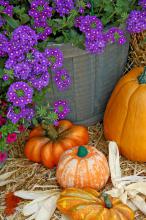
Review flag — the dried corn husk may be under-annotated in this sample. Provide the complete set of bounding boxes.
[0,170,17,186]
[106,141,146,215]
[14,190,60,220]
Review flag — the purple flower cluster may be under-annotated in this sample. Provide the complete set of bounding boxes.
[7,106,34,124]
[14,62,32,80]
[54,0,74,16]
[6,25,38,60]
[2,25,71,124]
[74,16,84,28]
[45,48,64,70]
[0,34,8,57]
[35,25,52,40]
[139,0,146,8]
[53,100,70,119]
[78,15,103,36]
[29,71,50,90]
[105,27,126,45]
[29,0,53,40]
[9,49,50,90]
[127,10,146,33]
[7,82,33,107]
[4,26,68,95]
[29,50,48,74]
[53,69,71,91]
[75,15,106,54]
[75,15,127,53]
[85,35,106,54]
[0,0,13,17]
[6,81,35,123]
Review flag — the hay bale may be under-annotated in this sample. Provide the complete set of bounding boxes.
[130,31,146,67]
[0,124,146,219]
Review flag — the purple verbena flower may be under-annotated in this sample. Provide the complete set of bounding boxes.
[35,26,52,40]
[29,71,50,90]
[7,82,33,107]
[45,48,64,70]
[24,107,35,120]
[74,16,84,28]
[105,27,126,45]
[127,10,146,33]
[2,74,9,81]
[7,106,34,123]
[54,0,74,16]
[7,106,26,123]
[0,33,8,57]
[5,58,17,69]
[78,15,103,34]
[29,0,52,21]
[0,0,13,17]
[28,50,48,74]
[139,0,146,8]
[6,26,38,59]
[85,33,106,54]
[86,2,91,8]
[85,28,103,41]
[53,69,71,91]
[12,25,38,51]
[53,100,70,119]
[14,62,32,80]
[79,7,84,14]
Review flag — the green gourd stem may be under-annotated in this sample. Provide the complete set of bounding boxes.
[77,146,88,157]
[90,0,94,15]
[42,124,58,140]
[138,66,146,84]
[101,193,112,209]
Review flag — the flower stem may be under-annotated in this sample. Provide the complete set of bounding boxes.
[90,0,94,15]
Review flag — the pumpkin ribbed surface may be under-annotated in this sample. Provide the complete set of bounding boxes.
[57,188,135,220]
[56,145,109,189]
[104,67,146,161]
[24,120,89,168]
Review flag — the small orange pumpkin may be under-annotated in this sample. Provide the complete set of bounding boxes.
[57,188,135,220]
[56,145,109,189]
[104,67,146,161]
[24,120,89,168]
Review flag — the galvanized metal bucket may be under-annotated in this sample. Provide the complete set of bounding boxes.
[46,39,129,126]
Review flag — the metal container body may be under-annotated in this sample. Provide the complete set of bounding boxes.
[46,40,129,126]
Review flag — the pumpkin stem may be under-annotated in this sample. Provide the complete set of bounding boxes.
[77,146,88,157]
[138,67,146,84]
[42,124,58,140]
[101,193,112,209]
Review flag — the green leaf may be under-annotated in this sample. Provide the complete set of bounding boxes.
[55,36,64,43]
[1,14,20,29]
[20,14,30,24]
[0,58,6,69]
[32,118,38,126]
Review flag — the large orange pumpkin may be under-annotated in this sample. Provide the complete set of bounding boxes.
[104,67,146,161]
[57,188,135,220]
[24,120,89,168]
[56,145,109,189]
